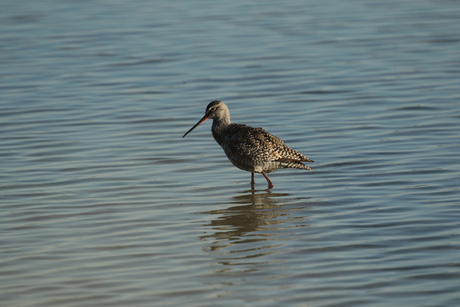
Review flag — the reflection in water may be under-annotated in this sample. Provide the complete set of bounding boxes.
[199,190,316,293]
[200,190,313,255]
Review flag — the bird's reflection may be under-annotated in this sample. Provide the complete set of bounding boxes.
[200,189,313,253]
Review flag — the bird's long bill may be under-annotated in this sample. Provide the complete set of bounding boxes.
[182,114,209,138]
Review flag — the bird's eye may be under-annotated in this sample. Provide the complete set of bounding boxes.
[209,107,215,111]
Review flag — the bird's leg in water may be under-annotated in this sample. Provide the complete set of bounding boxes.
[262,171,274,189]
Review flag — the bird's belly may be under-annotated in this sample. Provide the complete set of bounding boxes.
[223,150,279,173]
[225,153,256,172]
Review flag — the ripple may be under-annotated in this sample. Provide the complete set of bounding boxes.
[1,0,460,306]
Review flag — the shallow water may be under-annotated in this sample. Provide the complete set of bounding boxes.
[1,0,460,306]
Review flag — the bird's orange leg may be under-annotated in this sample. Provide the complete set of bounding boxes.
[262,171,274,189]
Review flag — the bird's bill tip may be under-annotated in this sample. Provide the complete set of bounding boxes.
[182,115,209,138]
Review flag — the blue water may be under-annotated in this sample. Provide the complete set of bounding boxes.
[1,0,460,306]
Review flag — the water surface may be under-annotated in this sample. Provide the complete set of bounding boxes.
[1,0,460,306]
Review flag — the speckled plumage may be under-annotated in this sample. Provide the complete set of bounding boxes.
[183,100,314,188]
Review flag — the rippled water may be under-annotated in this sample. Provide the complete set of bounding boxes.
[2,0,460,306]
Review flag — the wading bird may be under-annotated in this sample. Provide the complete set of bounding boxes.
[183,100,314,189]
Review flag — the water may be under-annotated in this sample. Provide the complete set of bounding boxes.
[1,0,460,306]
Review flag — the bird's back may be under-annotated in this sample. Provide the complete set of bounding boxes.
[212,123,313,173]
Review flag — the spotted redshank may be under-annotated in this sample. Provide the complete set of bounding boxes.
[183,100,314,189]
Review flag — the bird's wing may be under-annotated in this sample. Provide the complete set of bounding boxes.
[225,124,313,163]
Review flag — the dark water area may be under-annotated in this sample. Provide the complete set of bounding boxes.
[1,0,460,306]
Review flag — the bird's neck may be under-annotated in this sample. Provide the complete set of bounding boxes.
[211,116,230,131]
[211,117,231,144]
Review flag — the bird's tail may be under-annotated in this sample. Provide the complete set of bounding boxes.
[279,160,313,171]
[277,156,314,170]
